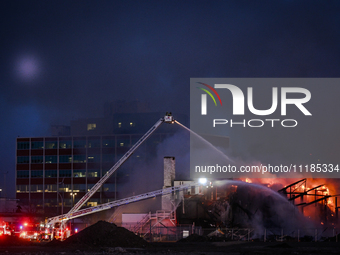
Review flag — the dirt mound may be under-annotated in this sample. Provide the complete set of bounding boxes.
[63,220,148,248]
[0,235,33,246]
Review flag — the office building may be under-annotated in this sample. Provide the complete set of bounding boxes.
[16,111,188,214]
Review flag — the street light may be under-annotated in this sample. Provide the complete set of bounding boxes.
[70,192,77,233]
[70,192,77,207]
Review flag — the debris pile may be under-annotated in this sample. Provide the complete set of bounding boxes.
[62,220,148,248]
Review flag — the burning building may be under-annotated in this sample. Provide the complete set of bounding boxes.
[173,178,340,239]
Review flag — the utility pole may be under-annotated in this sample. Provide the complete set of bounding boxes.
[57,178,65,215]
[70,192,77,232]
[57,192,64,215]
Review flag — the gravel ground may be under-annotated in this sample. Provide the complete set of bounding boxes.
[1,221,340,254]
[1,241,340,255]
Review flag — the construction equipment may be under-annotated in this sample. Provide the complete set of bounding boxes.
[45,113,179,239]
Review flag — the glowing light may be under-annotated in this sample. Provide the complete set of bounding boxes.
[199,178,207,185]
[15,55,41,81]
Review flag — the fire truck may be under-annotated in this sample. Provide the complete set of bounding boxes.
[0,220,41,240]
[18,223,40,241]
[0,221,11,236]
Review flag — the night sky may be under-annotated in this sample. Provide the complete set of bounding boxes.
[1,0,340,198]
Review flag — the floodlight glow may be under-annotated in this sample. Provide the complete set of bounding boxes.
[199,178,207,184]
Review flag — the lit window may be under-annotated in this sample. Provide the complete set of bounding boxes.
[120,142,124,147]
[87,123,96,131]
[118,122,122,128]
[130,122,133,126]
[87,202,98,207]
[88,170,99,177]
[73,170,86,178]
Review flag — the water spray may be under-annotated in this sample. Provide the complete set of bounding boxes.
[174,120,234,163]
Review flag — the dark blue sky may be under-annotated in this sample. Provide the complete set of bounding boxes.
[1,0,340,198]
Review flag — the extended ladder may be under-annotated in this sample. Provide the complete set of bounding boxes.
[46,182,196,226]
[46,114,175,227]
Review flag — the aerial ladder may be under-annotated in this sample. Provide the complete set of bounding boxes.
[45,113,176,239]
[46,182,196,225]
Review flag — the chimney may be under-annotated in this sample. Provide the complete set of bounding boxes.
[163,156,175,188]
[162,157,175,211]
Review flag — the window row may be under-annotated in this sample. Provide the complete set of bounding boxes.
[17,169,101,178]
[17,138,128,150]
[17,183,115,193]
[17,154,115,164]
[18,198,102,208]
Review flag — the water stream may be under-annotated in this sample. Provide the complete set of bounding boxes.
[174,120,234,163]
[175,120,294,213]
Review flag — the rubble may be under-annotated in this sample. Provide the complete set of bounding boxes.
[61,220,148,248]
